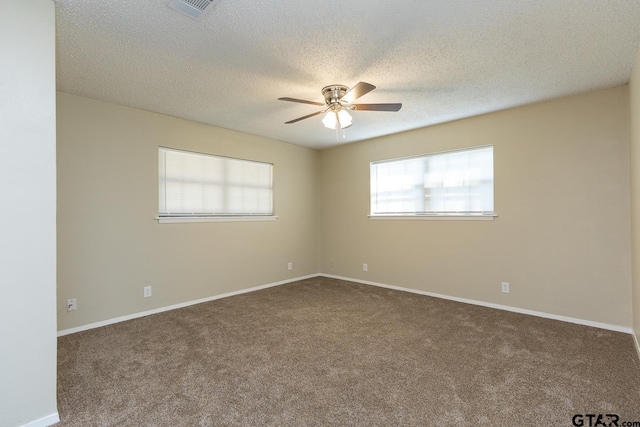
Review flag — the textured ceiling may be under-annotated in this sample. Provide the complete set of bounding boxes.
[55,0,640,149]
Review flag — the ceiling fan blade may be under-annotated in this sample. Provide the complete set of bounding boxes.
[278,97,325,107]
[285,110,323,124]
[341,82,376,104]
[353,103,402,112]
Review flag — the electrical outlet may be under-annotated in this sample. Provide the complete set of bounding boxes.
[287,262,293,271]
[363,263,368,272]
[501,282,510,294]
[67,298,77,312]
[144,286,152,298]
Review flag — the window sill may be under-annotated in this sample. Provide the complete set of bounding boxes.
[368,214,497,221]
[156,216,278,224]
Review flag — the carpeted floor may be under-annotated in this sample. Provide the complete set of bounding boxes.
[57,276,640,426]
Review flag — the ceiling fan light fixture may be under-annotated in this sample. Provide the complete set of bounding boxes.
[323,108,352,130]
[338,109,352,128]
[322,111,338,129]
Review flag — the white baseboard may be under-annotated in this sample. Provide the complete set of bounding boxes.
[57,274,320,337]
[633,332,640,361]
[19,412,60,427]
[321,274,634,334]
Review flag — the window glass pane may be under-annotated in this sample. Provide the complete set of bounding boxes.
[371,146,493,215]
[371,157,424,214]
[159,148,273,216]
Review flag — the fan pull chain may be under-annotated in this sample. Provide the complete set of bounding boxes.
[335,127,339,144]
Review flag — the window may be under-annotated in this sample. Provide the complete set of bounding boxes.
[370,145,494,218]
[158,147,274,222]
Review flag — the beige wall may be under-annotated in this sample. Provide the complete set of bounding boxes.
[319,86,632,328]
[57,93,319,331]
[630,46,640,348]
[0,1,58,426]
[58,85,635,332]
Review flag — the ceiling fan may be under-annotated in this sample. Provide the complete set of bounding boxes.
[278,82,402,131]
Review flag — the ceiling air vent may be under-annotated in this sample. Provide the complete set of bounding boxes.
[168,0,218,20]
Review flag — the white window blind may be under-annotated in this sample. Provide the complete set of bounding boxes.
[159,147,273,216]
[370,146,494,216]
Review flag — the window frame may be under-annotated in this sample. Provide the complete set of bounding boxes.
[369,145,496,221]
[156,147,276,224]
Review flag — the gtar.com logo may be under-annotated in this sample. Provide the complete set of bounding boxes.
[572,414,619,427]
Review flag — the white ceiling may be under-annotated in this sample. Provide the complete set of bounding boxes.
[55,0,640,149]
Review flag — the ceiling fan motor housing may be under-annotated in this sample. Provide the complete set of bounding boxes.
[322,85,349,107]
